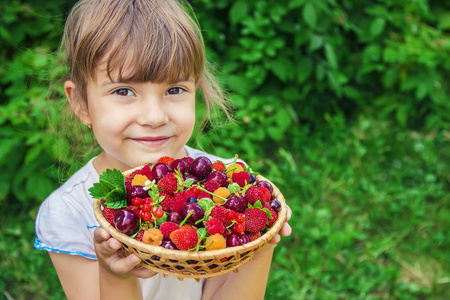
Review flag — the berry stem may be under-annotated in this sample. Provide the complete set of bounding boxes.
[195,185,228,202]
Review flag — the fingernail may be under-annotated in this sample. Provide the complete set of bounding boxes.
[130,255,140,264]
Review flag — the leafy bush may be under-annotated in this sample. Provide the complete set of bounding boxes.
[0,0,449,299]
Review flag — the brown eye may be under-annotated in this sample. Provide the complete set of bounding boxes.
[166,87,185,95]
[113,88,134,96]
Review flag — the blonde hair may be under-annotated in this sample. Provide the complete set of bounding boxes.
[61,0,231,121]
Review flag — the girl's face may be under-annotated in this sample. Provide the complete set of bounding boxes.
[68,61,196,173]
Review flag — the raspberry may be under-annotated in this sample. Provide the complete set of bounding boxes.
[183,189,197,199]
[205,218,226,235]
[259,186,271,203]
[160,222,180,239]
[159,193,173,212]
[197,191,212,200]
[203,180,220,193]
[140,164,153,180]
[210,205,232,227]
[135,230,145,242]
[170,192,187,214]
[232,171,251,187]
[247,231,261,242]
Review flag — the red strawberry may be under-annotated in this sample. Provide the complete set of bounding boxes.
[263,203,277,227]
[205,218,226,235]
[158,156,175,165]
[170,192,187,214]
[236,162,246,169]
[210,205,232,227]
[157,173,178,195]
[212,161,225,172]
[203,180,220,193]
[244,208,268,233]
[103,206,120,226]
[159,192,173,212]
[170,227,198,250]
[244,186,265,205]
[232,171,251,187]
[160,222,180,239]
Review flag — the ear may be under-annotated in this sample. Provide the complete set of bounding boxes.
[64,80,92,126]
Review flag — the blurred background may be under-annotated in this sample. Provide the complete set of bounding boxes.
[0,0,449,299]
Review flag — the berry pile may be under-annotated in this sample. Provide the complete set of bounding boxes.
[90,155,282,252]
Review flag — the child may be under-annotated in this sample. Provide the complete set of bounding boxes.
[34,0,292,299]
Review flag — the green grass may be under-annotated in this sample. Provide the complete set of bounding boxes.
[1,114,448,299]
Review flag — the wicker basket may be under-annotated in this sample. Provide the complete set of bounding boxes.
[93,170,287,281]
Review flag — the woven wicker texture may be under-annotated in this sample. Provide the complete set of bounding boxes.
[93,171,287,280]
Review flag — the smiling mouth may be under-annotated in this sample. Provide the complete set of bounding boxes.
[132,136,170,147]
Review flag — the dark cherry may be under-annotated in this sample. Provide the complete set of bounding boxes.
[249,173,256,184]
[114,209,140,236]
[171,159,189,174]
[188,156,213,180]
[206,171,228,187]
[226,233,243,247]
[269,200,282,213]
[180,202,205,225]
[187,197,198,203]
[161,239,177,250]
[183,174,199,185]
[126,185,149,205]
[151,163,173,182]
[224,193,247,213]
[167,212,182,224]
[239,233,250,245]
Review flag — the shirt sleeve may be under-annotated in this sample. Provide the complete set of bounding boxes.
[34,191,97,260]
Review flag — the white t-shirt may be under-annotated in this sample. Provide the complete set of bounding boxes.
[34,146,238,300]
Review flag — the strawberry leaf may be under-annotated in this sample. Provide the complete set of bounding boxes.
[104,188,127,209]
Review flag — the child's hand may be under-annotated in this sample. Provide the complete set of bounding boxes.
[93,226,157,279]
[269,204,292,244]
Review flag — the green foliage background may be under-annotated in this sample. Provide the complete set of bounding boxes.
[1,0,449,299]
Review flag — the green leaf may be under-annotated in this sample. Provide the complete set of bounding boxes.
[303,3,317,28]
[370,18,386,37]
[104,188,127,209]
[88,182,111,200]
[99,169,126,193]
[229,1,249,25]
[271,56,295,82]
[324,43,338,69]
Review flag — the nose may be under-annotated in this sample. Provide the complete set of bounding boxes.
[137,94,169,128]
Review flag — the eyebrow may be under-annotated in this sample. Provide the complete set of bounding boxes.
[101,78,195,87]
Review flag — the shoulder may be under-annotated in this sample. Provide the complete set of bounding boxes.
[34,159,99,259]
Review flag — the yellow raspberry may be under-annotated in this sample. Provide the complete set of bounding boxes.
[142,228,163,246]
[205,234,226,250]
[131,174,149,186]
[226,163,244,178]
[212,187,230,204]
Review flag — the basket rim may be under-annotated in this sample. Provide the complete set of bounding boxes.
[93,172,287,261]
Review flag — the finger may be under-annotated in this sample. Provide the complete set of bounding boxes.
[128,267,159,279]
[93,226,111,244]
[109,253,142,275]
[285,204,292,221]
[269,234,281,244]
[279,222,292,237]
